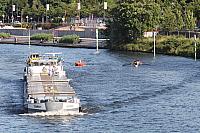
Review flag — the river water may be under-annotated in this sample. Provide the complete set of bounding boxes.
[0,44,200,132]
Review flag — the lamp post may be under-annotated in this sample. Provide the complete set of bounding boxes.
[77,0,81,25]
[26,16,29,23]
[20,9,23,28]
[194,35,197,61]
[103,1,107,22]
[30,17,33,23]
[2,14,5,24]
[11,15,14,24]
[153,31,156,58]
[12,5,15,24]
[46,4,49,23]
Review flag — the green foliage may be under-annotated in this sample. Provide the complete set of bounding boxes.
[0,0,8,16]
[31,33,53,41]
[107,2,161,44]
[106,0,198,45]
[59,34,80,44]
[0,32,10,38]
[114,35,200,58]
[0,0,116,24]
[156,36,193,55]
[160,6,176,31]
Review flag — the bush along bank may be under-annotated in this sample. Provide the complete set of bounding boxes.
[111,35,200,58]
[0,32,11,38]
[59,34,80,44]
[30,33,53,42]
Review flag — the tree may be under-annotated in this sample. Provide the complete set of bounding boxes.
[106,1,161,44]
[184,9,196,29]
[160,6,177,31]
[188,0,200,27]
[0,0,9,16]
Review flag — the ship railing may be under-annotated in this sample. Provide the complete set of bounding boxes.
[29,80,69,82]
[28,96,79,104]
[28,92,75,95]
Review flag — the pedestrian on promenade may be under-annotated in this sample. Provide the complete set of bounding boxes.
[14,37,17,43]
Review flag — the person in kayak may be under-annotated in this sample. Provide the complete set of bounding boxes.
[132,59,142,67]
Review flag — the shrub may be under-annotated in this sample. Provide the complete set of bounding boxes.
[115,35,200,58]
[31,33,53,41]
[59,34,80,44]
[0,33,11,38]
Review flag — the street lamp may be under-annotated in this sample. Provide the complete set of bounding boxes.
[2,14,5,24]
[103,1,107,22]
[26,16,29,23]
[46,4,49,23]
[11,15,14,24]
[12,5,15,23]
[77,0,81,25]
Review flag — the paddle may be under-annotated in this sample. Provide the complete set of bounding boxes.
[142,63,150,66]
[122,63,132,66]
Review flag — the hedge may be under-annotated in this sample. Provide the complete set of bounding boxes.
[59,34,80,44]
[30,33,53,41]
[0,33,11,38]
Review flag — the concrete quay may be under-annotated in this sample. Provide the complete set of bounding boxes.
[0,36,108,49]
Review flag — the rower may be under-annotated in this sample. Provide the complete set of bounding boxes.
[75,60,86,67]
[132,60,142,67]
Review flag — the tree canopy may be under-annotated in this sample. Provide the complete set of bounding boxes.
[0,0,117,23]
[106,0,199,44]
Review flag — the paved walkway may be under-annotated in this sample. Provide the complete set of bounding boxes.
[0,36,108,49]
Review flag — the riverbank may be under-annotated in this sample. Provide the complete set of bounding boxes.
[110,35,200,59]
[0,36,108,49]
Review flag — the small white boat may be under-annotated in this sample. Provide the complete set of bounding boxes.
[23,53,81,113]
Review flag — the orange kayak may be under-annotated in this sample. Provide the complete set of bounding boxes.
[75,60,86,67]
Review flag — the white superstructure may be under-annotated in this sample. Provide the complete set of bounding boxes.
[23,53,81,113]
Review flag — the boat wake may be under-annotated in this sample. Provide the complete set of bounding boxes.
[19,111,86,117]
